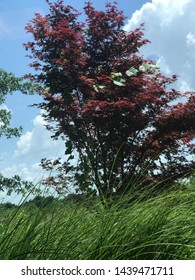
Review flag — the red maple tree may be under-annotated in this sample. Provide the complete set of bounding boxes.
[24,0,195,198]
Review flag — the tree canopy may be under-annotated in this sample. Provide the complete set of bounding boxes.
[24,0,195,199]
[0,68,35,195]
[0,69,34,138]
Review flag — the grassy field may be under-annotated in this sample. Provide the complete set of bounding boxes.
[0,180,195,260]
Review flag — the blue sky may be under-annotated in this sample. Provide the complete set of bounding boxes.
[0,0,195,202]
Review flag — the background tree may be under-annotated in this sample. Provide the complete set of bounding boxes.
[0,69,35,195]
[24,0,195,199]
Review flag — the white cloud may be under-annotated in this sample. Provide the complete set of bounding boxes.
[14,131,33,157]
[0,162,49,204]
[0,104,11,111]
[186,32,195,46]
[125,0,195,92]
[0,110,66,185]
[14,111,65,160]
[126,0,191,28]
[2,162,43,182]
[156,56,171,75]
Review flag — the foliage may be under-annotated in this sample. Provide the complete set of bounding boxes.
[0,173,33,195]
[0,181,195,259]
[0,69,36,195]
[0,68,35,138]
[22,195,55,208]
[24,0,195,199]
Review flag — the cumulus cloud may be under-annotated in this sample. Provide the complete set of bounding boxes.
[1,110,66,202]
[2,162,43,183]
[186,32,195,46]
[0,111,65,184]
[125,0,195,91]
[14,112,65,160]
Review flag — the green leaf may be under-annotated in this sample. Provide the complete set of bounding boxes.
[139,63,148,72]
[43,87,50,94]
[126,67,138,77]
[150,64,160,72]
[65,140,73,155]
[93,85,99,92]
[93,85,106,92]
[111,72,122,79]
[139,63,160,73]
[67,155,74,161]
[113,80,125,86]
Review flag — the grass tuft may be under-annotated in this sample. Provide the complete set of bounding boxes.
[0,180,195,259]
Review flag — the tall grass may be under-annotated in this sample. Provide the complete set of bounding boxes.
[0,180,195,260]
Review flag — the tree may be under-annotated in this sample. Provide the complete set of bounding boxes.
[0,69,35,195]
[0,69,34,138]
[24,0,195,200]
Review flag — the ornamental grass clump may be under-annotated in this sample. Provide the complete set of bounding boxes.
[0,179,195,260]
